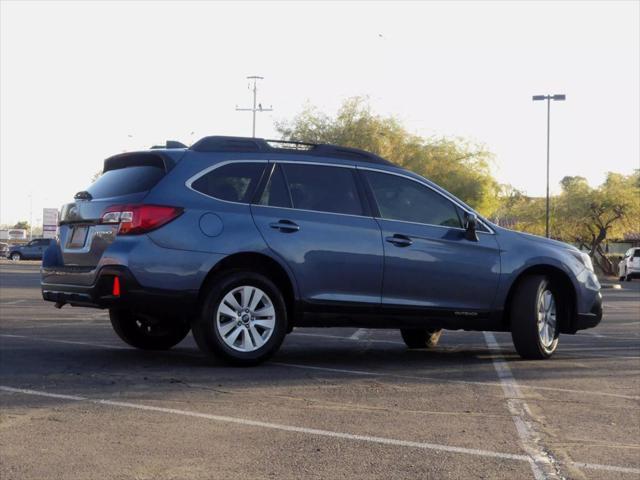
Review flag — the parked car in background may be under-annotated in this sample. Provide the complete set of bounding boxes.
[618,247,640,281]
[9,238,54,261]
[0,242,9,258]
[41,136,602,365]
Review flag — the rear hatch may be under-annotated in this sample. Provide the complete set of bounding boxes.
[58,152,172,267]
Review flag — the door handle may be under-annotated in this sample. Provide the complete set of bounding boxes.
[269,220,300,232]
[385,234,412,247]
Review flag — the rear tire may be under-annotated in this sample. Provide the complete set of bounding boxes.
[400,328,443,349]
[510,275,560,359]
[109,309,190,350]
[192,271,287,366]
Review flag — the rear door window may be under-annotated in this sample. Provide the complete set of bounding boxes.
[280,163,364,216]
[88,166,165,199]
[191,162,266,203]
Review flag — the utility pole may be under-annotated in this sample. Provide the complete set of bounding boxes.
[28,194,33,241]
[532,93,566,238]
[236,76,273,137]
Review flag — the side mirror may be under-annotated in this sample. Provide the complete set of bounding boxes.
[464,213,479,242]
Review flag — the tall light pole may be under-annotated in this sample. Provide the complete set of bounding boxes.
[532,93,566,238]
[236,76,273,138]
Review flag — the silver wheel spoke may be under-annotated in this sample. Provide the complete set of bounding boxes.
[242,328,253,350]
[249,291,263,311]
[224,294,242,312]
[218,321,237,336]
[254,305,275,319]
[241,287,253,309]
[253,318,275,329]
[218,303,237,319]
[227,325,243,345]
[249,324,265,348]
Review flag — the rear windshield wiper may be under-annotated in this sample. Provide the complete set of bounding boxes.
[74,191,93,201]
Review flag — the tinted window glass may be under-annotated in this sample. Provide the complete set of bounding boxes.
[634,249,640,258]
[192,162,265,203]
[282,164,363,215]
[87,166,165,199]
[365,171,462,227]
[258,165,291,208]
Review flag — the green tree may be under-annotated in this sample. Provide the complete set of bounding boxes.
[503,172,640,274]
[276,97,501,216]
[13,221,29,230]
[557,172,640,273]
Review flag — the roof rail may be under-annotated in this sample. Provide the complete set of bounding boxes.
[189,136,393,166]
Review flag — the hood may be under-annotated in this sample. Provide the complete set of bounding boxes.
[496,226,578,252]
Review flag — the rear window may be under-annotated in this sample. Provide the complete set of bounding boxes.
[87,166,165,199]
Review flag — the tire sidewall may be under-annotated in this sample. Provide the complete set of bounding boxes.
[196,271,287,364]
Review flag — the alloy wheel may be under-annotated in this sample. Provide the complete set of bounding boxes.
[215,286,276,352]
[537,289,557,349]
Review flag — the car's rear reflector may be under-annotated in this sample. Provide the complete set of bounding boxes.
[100,204,183,235]
[112,276,121,297]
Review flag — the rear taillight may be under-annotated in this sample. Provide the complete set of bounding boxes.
[101,204,183,235]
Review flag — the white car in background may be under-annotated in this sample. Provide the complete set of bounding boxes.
[618,247,640,281]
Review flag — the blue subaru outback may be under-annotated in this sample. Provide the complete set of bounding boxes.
[41,136,602,365]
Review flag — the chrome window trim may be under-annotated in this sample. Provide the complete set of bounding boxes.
[184,158,495,234]
[358,166,495,235]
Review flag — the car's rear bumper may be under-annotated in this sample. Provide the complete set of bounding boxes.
[41,265,198,315]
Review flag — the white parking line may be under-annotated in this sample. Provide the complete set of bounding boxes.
[291,331,401,345]
[483,332,561,479]
[271,361,640,401]
[1,385,638,475]
[349,328,368,340]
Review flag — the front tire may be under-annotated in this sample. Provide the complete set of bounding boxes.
[10,252,21,261]
[192,271,287,366]
[400,328,443,349]
[510,275,560,359]
[109,309,190,350]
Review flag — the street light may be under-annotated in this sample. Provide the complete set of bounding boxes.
[532,93,566,238]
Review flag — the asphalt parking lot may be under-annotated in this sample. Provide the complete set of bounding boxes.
[0,262,638,480]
